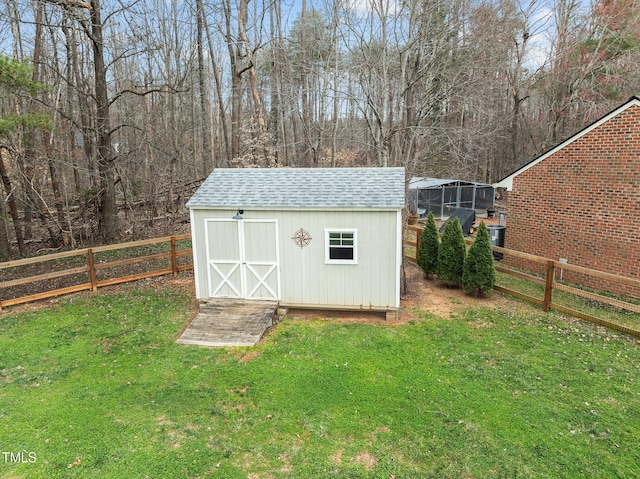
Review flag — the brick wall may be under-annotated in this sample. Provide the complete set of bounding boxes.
[505,104,640,299]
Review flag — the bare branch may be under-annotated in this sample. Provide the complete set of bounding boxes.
[41,0,92,10]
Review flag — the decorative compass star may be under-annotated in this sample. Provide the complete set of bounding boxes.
[292,228,312,248]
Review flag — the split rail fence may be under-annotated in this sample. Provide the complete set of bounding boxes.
[403,224,640,338]
[0,234,193,310]
[2,229,638,339]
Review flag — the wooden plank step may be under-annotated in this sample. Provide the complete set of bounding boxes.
[177,299,277,347]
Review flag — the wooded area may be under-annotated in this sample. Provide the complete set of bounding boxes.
[1,0,639,257]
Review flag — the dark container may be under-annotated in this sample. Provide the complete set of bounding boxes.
[486,225,506,261]
[439,208,476,236]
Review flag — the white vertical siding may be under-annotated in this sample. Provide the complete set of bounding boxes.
[190,208,400,309]
[204,219,242,298]
[242,220,280,300]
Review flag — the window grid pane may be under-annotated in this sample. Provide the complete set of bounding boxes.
[329,247,354,260]
[331,232,353,246]
[326,230,357,263]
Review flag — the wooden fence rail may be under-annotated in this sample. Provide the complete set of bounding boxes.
[403,225,640,338]
[0,234,193,310]
[2,229,638,339]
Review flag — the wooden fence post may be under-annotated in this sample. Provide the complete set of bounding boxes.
[415,226,422,256]
[543,260,555,312]
[170,237,178,276]
[87,249,98,292]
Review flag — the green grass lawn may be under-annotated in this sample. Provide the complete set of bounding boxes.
[1,280,639,478]
[495,270,640,331]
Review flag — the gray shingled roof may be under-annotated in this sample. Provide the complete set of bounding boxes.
[409,177,493,189]
[186,167,405,210]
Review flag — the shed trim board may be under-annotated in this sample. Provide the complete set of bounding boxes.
[395,209,402,308]
[495,96,640,191]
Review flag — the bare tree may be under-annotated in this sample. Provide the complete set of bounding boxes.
[202,6,231,167]
[4,0,640,257]
[222,0,247,161]
[195,0,214,175]
[0,55,50,257]
[41,0,119,240]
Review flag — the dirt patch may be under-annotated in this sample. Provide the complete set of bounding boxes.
[401,261,510,319]
[284,262,508,325]
[237,350,262,363]
[352,451,377,470]
[329,449,344,466]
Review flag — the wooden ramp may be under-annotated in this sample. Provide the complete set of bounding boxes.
[177,299,278,347]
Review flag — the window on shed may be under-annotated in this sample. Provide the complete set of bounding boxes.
[325,229,358,264]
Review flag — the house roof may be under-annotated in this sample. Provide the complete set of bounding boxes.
[409,177,493,189]
[186,167,406,210]
[495,96,640,191]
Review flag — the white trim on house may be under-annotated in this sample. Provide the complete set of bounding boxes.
[495,97,640,191]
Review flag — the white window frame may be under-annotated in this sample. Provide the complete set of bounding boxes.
[324,228,358,264]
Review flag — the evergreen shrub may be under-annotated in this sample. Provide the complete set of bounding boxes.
[417,212,439,278]
[437,217,466,287]
[462,222,496,296]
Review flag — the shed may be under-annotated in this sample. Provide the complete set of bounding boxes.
[408,177,495,219]
[186,167,405,315]
[495,96,640,298]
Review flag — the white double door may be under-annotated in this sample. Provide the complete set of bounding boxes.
[205,219,280,301]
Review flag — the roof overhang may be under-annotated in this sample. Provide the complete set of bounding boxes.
[495,96,640,191]
[187,206,403,212]
[409,177,493,189]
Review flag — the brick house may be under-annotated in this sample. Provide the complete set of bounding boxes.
[495,96,640,298]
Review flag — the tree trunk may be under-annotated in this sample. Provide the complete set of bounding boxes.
[223,0,245,161]
[0,192,10,259]
[203,10,231,167]
[27,2,64,247]
[195,0,214,175]
[0,150,26,256]
[90,0,119,241]
[299,0,311,165]
[237,4,270,166]
[269,0,282,165]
